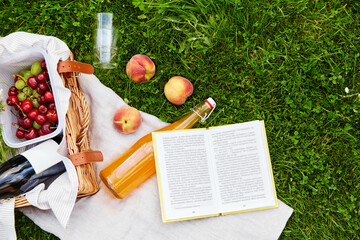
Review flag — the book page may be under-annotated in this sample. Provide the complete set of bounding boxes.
[153,129,219,221]
[208,121,277,213]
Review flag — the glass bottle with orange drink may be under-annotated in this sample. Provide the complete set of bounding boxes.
[100,98,216,198]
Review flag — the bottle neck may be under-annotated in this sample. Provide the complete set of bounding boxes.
[172,101,213,130]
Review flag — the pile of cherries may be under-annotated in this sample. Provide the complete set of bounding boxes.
[6,60,58,140]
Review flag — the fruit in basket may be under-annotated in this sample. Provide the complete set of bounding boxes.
[126,54,156,83]
[38,104,48,114]
[36,72,48,82]
[48,102,56,110]
[31,98,40,108]
[22,117,33,129]
[17,92,26,101]
[40,60,47,70]
[164,76,193,105]
[6,96,19,106]
[37,95,46,104]
[33,121,42,130]
[44,91,54,102]
[37,82,48,94]
[7,59,59,140]
[23,71,33,80]
[24,127,38,140]
[27,76,38,89]
[35,113,47,125]
[14,75,22,83]
[46,109,58,122]
[113,107,142,134]
[15,79,26,90]
[41,121,54,135]
[18,116,25,127]
[8,86,18,96]
[31,61,42,76]
[22,86,32,96]
[28,109,38,120]
[16,129,25,139]
[21,99,33,113]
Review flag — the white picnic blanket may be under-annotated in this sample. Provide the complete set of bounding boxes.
[0,32,293,240]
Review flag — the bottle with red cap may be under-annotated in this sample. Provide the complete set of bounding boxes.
[100,98,216,198]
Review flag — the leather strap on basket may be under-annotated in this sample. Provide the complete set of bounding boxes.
[57,61,94,75]
[69,151,103,166]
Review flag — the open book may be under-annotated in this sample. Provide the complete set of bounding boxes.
[152,120,278,222]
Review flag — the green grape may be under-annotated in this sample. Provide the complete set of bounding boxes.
[17,92,26,101]
[31,98,40,108]
[32,90,40,98]
[33,121,42,130]
[19,69,28,76]
[22,86,32,96]
[15,80,26,90]
[23,70,33,80]
[31,61,42,75]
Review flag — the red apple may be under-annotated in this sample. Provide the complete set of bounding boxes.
[126,54,156,83]
[113,107,142,134]
[164,76,193,105]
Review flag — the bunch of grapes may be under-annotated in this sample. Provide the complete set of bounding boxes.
[6,60,58,140]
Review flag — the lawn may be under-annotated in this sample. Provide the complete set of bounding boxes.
[1,0,360,239]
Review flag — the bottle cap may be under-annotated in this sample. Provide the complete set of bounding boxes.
[205,97,216,109]
[97,13,113,29]
[191,98,216,123]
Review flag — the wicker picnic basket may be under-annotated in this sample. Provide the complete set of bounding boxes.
[14,53,102,208]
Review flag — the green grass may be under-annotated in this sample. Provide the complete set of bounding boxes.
[1,0,360,239]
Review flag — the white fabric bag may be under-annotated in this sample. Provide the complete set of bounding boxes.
[0,32,78,239]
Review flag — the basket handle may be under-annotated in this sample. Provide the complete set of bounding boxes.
[57,61,94,75]
[69,151,103,166]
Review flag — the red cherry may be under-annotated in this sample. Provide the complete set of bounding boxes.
[38,128,45,136]
[21,99,33,113]
[41,121,55,135]
[37,95,46,104]
[38,104,48,114]
[14,75,21,83]
[46,109,58,122]
[17,116,25,127]
[6,96,19,106]
[36,82,48,94]
[24,127,38,140]
[48,102,56,110]
[28,108,39,120]
[35,113,47,125]
[40,60,47,70]
[27,76,38,89]
[36,72,48,82]
[16,129,25,139]
[22,117,33,129]
[44,91,54,102]
[8,86,18,96]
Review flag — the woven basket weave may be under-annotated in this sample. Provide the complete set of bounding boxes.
[14,53,98,208]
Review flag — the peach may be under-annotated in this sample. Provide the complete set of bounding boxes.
[164,76,193,105]
[113,107,142,134]
[126,54,156,83]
